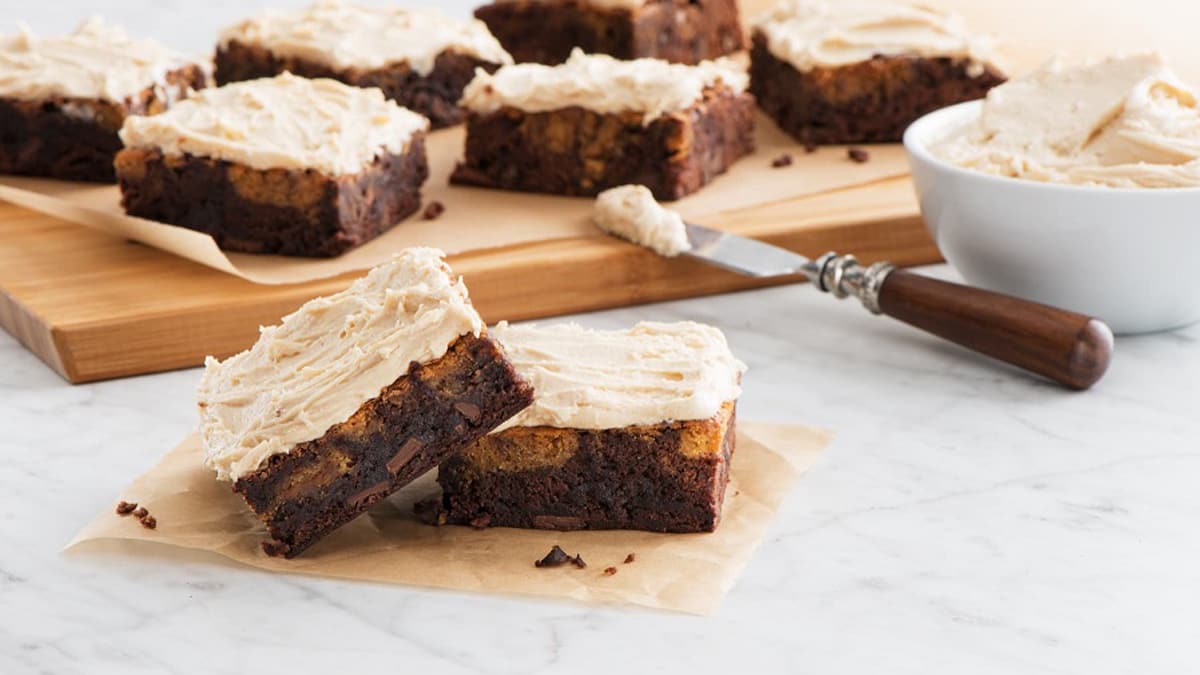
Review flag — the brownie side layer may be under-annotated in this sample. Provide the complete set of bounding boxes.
[450,90,755,201]
[114,135,428,257]
[215,41,501,129]
[0,64,208,183]
[232,333,535,558]
[475,0,744,65]
[749,32,1005,145]
[438,408,736,533]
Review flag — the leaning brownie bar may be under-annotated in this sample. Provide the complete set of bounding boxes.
[437,321,747,533]
[116,73,430,258]
[215,1,512,128]
[451,51,754,201]
[475,0,745,65]
[751,0,1005,144]
[198,250,534,558]
[0,19,209,182]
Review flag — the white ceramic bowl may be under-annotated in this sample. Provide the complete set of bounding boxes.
[904,100,1200,335]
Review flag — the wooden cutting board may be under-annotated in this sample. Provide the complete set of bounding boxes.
[0,176,934,383]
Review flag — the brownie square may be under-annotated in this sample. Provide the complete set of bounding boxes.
[476,0,745,65]
[0,21,209,182]
[451,52,755,201]
[115,74,431,258]
[214,4,513,128]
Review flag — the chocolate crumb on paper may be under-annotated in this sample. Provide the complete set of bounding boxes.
[603,566,618,576]
[469,514,492,530]
[115,501,138,515]
[140,515,157,530]
[413,498,448,526]
[804,141,819,154]
[771,153,793,168]
[423,201,446,220]
[571,554,587,569]
[535,545,573,568]
[847,147,871,163]
[624,553,636,564]
[132,507,149,519]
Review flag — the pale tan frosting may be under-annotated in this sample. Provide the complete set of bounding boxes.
[593,185,692,257]
[119,73,428,175]
[220,0,512,76]
[197,249,484,482]
[0,18,200,103]
[491,321,746,431]
[460,49,748,124]
[755,0,994,75]
[490,0,648,8]
[932,53,1200,189]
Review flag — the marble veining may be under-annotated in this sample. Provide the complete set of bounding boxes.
[2,2,1199,672]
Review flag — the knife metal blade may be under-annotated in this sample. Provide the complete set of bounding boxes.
[682,222,824,282]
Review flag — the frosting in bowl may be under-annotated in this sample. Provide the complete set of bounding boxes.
[932,52,1200,188]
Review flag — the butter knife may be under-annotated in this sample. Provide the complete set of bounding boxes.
[683,222,1113,390]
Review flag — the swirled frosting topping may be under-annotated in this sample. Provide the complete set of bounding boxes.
[120,73,428,175]
[198,249,483,482]
[221,0,512,76]
[932,52,1200,188]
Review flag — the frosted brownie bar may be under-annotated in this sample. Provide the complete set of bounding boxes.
[475,0,745,66]
[216,0,512,128]
[198,249,534,558]
[0,19,209,182]
[451,50,755,201]
[116,73,430,257]
[437,321,746,533]
[751,0,1005,144]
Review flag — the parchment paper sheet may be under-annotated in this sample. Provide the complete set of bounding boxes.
[0,117,906,285]
[68,422,832,615]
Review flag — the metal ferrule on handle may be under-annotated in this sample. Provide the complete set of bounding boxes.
[806,253,897,315]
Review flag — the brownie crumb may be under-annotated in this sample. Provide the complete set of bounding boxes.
[469,514,492,530]
[804,141,819,154]
[535,545,572,568]
[115,501,138,516]
[413,498,448,527]
[624,553,636,564]
[262,540,289,557]
[139,515,157,530]
[423,201,446,220]
[132,507,149,519]
[603,566,618,576]
[770,153,793,168]
[571,554,587,569]
[847,147,871,163]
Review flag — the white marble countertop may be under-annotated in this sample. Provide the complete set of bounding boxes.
[4,2,1200,673]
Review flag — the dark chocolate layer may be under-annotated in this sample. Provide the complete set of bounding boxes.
[233,333,535,558]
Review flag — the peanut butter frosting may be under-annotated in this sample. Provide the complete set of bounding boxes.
[932,53,1200,189]
[490,0,648,8]
[119,72,429,175]
[198,249,484,482]
[593,185,692,257]
[491,321,746,431]
[220,0,512,76]
[0,18,200,103]
[755,0,995,75]
[460,49,748,124]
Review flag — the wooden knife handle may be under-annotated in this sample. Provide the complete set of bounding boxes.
[875,269,1114,390]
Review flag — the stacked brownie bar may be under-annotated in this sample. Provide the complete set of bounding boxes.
[116,73,430,257]
[751,0,1005,144]
[475,0,746,65]
[0,19,209,182]
[197,248,534,558]
[216,0,512,128]
[452,50,755,201]
[438,321,747,533]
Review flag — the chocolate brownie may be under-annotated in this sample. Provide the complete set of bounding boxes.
[435,321,746,533]
[751,0,1005,144]
[475,0,745,65]
[451,51,755,201]
[0,19,209,182]
[215,2,512,128]
[198,250,534,558]
[116,74,430,258]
